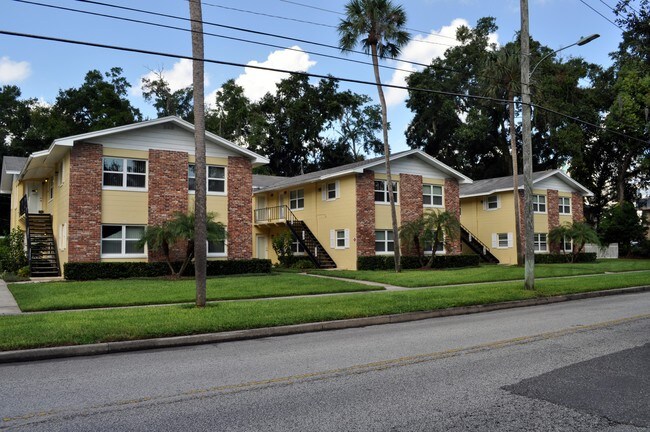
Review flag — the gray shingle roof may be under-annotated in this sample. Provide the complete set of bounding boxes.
[3,156,27,173]
[460,170,557,197]
[252,174,287,189]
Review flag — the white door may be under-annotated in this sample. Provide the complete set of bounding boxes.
[278,194,285,219]
[256,235,268,259]
[256,196,267,222]
[27,182,42,213]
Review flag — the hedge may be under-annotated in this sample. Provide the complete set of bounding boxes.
[357,254,480,271]
[534,253,597,264]
[64,259,272,280]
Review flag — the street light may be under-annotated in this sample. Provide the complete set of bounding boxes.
[519,5,599,290]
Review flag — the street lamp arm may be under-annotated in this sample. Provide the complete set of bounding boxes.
[529,34,600,78]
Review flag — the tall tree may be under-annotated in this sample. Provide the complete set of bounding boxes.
[0,85,33,158]
[338,0,410,272]
[205,79,257,144]
[189,0,208,307]
[141,71,194,121]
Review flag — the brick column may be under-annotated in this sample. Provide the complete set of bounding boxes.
[547,189,560,253]
[148,150,188,262]
[444,178,461,254]
[227,157,252,259]
[356,170,375,257]
[572,192,584,222]
[399,174,423,255]
[68,143,102,262]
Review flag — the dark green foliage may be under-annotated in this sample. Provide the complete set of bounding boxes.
[0,228,28,273]
[599,202,647,256]
[534,253,597,264]
[631,240,650,258]
[141,72,193,121]
[357,255,479,271]
[63,259,272,281]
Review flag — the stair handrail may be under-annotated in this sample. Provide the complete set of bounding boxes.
[21,195,32,269]
[459,223,492,252]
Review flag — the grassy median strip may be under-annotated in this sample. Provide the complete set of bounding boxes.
[1,272,649,351]
[309,260,650,287]
[9,273,381,312]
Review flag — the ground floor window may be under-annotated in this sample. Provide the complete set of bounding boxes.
[492,233,513,249]
[423,239,445,255]
[330,229,350,249]
[534,233,548,253]
[375,230,394,253]
[291,236,305,254]
[208,239,227,257]
[562,235,573,253]
[101,225,145,257]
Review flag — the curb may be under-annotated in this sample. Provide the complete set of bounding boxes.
[1,285,649,363]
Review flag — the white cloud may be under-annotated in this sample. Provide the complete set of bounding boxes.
[134,59,209,96]
[384,19,499,107]
[0,56,31,83]
[233,46,316,101]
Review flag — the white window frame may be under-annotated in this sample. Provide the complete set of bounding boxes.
[423,238,446,255]
[322,181,340,201]
[57,160,65,187]
[533,194,547,213]
[330,229,350,250]
[484,195,500,211]
[207,238,227,257]
[188,164,227,195]
[102,157,148,191]
[492,232,513,249]
[562,235,573,253]
[374,180,399,204]
[101,225,146,258]
[533,233,548,253]
[291,236,306,255]
[423,184,443,208]
[559,196,571,215]
[48,177,54,201]
[289,189,305,210]
[374,230,394,254]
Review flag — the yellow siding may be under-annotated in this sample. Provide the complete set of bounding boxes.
[102,148,148,159]
[51,151,71,268]
[101,190,148,224]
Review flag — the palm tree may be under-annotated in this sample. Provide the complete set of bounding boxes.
[423,210,460,269]
[137,224,176,276]
[399,217,426,266]
[338,0,410,273]
[484,44,523,265]
[549,221,600,263]
[189,0,208,306]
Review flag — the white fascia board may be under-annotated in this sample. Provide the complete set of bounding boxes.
[533,170,594,197]
[460,188,516,199]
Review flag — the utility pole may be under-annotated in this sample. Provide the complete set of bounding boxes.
[520,0,535,290]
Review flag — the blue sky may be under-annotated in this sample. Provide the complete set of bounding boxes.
[0,0,626,152]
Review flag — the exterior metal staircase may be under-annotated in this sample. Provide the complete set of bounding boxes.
[20,196,61,277]
[460,224,500,264]
[254,205,336,269]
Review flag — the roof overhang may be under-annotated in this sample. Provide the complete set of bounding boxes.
[1,163,22,194]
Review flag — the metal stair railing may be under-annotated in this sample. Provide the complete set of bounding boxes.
[460,223,499,263]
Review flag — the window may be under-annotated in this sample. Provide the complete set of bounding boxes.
[375,230,394,253]
[101,225,145,257]
[533,233,548,253]
[57,160,65,186]
[562,235,573,253]
[58,223,67,251]
[289,189,304,210]
[374,180,398,203]
[291,237,305,254]
[423,239,445,255]
[188,164,226,194]
[559,197,571,214]
[330,229,349,249]
[208,239,227,257]
[485,195,499,210]
[103,158,147,189]
[423,184,443,207]
[48,177,54,201]
[492,233,513,249]
[533,194,546,213]
[323,181,340,201]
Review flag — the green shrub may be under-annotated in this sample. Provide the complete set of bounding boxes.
[17,266,30,278]
[1,271,29,282]
[291,259,316,270]
[357,254,480,270]
[534,253,597,264]
[0,229,28,273]
[64,259,272,280]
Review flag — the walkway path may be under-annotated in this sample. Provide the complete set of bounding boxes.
[0,280,21,315]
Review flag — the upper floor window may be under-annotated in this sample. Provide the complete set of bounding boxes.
[559,197,571,214]
[290,189,304,210]
[423,184,443,207]
[533,194,546,213]
[188,164,226,194]
[101,225,145,257]
[103,158,147,189]
[374,180,398,203]
[484,195,499,210]
[323,181,340,201]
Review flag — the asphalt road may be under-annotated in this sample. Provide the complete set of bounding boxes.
[1,292,649,431]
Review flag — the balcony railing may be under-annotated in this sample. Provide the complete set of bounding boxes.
[254,205,296,225]
[19,194,28,217]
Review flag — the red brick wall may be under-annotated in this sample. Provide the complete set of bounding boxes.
[356,170,376,257]
[399,174,423,255]
[444,178,461,254]
[547,189,560,253]
[572,192,584,222]
[227,157,252,259]
[148,150,188,262]
[68,143,102,262]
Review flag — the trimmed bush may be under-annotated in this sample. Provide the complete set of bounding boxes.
[357,255,480,271]
[534,253,597,264]
[64,259,272,280]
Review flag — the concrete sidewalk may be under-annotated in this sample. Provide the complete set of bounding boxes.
[0,280,21,315]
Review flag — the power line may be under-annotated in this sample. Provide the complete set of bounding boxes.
[14,0,431,77]
[576,0,624,30]
[0,29,645,145]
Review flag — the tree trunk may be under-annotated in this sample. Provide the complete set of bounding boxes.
[616,152,631,205]
[371,43,401,273]
[508,90,524,266]
[189,1,208,306]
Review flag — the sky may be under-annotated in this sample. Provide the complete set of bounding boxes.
[0,0,627,153]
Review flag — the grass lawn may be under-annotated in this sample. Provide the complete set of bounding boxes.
[308,259,650,287]
[1,272,649,351]
[9,273,381,312]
